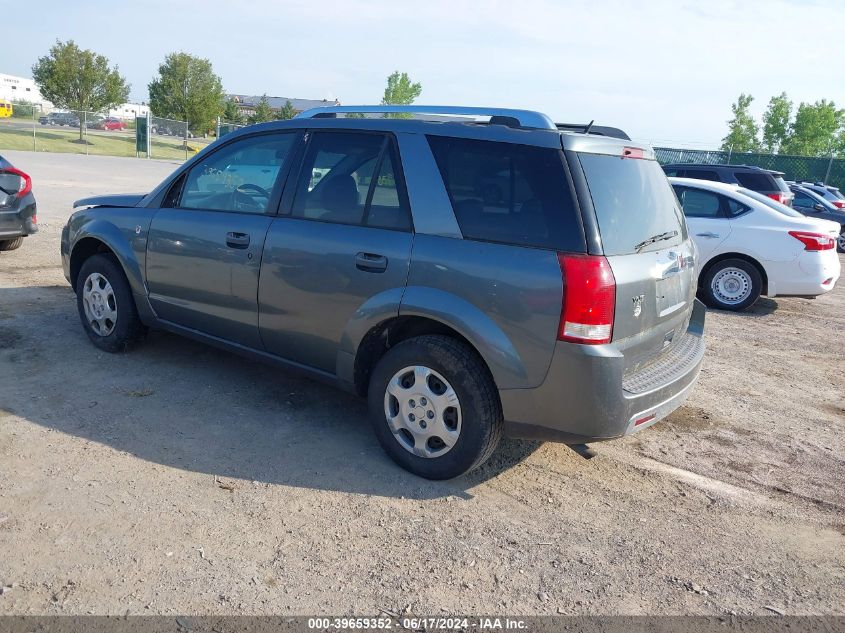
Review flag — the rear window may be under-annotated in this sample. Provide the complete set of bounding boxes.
[427,136,585,252]
[734,171,774,191]
[579,154,685,255]
[738,188,803,217]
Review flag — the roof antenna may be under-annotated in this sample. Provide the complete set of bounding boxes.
[583,120,595,135]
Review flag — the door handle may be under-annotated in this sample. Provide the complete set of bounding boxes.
[696,232,720,239]
[355,252,388,272]
[226,232,250,249]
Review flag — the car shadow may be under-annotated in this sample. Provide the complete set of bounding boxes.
[706,296,779,317]
[0,284,542,500]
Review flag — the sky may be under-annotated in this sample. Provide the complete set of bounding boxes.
[4,0,844,147]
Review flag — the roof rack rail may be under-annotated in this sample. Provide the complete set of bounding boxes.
[556,123,630,140]
[295,105,557,130]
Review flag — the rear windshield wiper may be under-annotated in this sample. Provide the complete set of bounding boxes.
[635,230,678,253]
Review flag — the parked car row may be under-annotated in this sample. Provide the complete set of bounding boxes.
[37,112,127,130]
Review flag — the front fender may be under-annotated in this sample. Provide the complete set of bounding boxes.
[399,286,528,389]
[68,210,154,296]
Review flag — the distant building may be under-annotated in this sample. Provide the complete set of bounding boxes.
[226,94,340,117]
[109,102,150,119]
[0,73,51,107]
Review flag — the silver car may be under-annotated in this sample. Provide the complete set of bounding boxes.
[61,105,706,479]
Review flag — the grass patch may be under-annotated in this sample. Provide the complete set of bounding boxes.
[0,125,213,161]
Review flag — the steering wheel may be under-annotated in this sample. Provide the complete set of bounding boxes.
[232,183,271,211]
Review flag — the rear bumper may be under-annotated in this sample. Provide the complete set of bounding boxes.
[764,251,841,297]
[501,299,706,443]
[0,196,37,239]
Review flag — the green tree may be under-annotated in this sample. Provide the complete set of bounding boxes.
[721,93,759,153]
[148,52,224,135]
[248,95,274,124]
[781,99,844,157]
[381,71,422,119]
[276,99,297,120]
[32,40,129,141]
[222,98,244,124]
[761,92,792,153]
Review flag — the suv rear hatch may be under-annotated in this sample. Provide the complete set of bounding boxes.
[571,143,698,378]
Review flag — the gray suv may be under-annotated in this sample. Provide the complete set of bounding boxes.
[61,105,706,479]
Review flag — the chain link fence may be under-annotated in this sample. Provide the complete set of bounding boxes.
[0,102,216,160]
[654,146,845,189]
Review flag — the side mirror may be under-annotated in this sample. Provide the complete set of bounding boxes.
[814,204,825,212]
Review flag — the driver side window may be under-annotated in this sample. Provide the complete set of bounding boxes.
[179,133,296,214]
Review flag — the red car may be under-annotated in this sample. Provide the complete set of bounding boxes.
[94,117,126,131]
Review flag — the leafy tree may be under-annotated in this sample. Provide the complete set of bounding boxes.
[720,94,759,153]
[276,99,297,121]
[381,71,422,119]
[32,40,129,141]
[148,52,224,135]
[761,92,792,153]
[222,98,244,124]
[781,99,844,156]
[248,95,274,124]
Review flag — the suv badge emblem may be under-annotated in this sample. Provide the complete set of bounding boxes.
[632,295,644,318]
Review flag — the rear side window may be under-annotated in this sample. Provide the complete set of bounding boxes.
[427,136,584,252]
[579,154,685,255]
[734,171,773,191]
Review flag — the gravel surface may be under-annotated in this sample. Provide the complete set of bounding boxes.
[0,150,843,616]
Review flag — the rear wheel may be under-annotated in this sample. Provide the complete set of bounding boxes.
[837,229,845,253]
[700,258,762,311]
[76,254,146,352]
[367,335,503,480]
[0,237,24,251]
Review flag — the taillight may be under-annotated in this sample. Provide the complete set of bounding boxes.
[557,254,616,345]
[767,193,789,205]
[0,167,32,198]
[832,200,845,209]
[788,231,835,251]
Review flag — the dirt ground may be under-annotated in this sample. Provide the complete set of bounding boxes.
[0,150,843,616]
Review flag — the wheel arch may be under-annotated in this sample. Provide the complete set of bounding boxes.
[698,251,769,296]
[69,222,145,295]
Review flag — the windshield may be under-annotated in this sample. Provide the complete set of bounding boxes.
[737,188,804,217]
[578,154,686,255]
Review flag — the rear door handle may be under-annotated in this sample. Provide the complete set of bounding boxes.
[696,232,720,239]
[355,252,388,272]
[226,232,250,249]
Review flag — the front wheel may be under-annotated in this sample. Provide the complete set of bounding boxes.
[699,258,762,311]
[76,254,146,352]
[367,335,503,480]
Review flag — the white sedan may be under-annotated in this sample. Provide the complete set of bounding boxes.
[669,177,841,311]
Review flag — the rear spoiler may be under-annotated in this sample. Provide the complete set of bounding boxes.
[556,123,631,141]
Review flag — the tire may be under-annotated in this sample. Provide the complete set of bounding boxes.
[837,229,845,253]
[700,258,762,311]
[367,335,503,479]
[0,237,24,251]
[76,254,145,352]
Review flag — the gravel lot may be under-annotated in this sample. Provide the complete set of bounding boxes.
[0,150,843,616]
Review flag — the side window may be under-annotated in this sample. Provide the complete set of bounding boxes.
[292,132,411,230]
[663,168,680,177]
[792,192,816,209]
[179,133,296,213]
[676,188,723,218]
[364,144,412,231]
[726,197,750,217]
[426,136,584,252]
[685,169,720,181]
